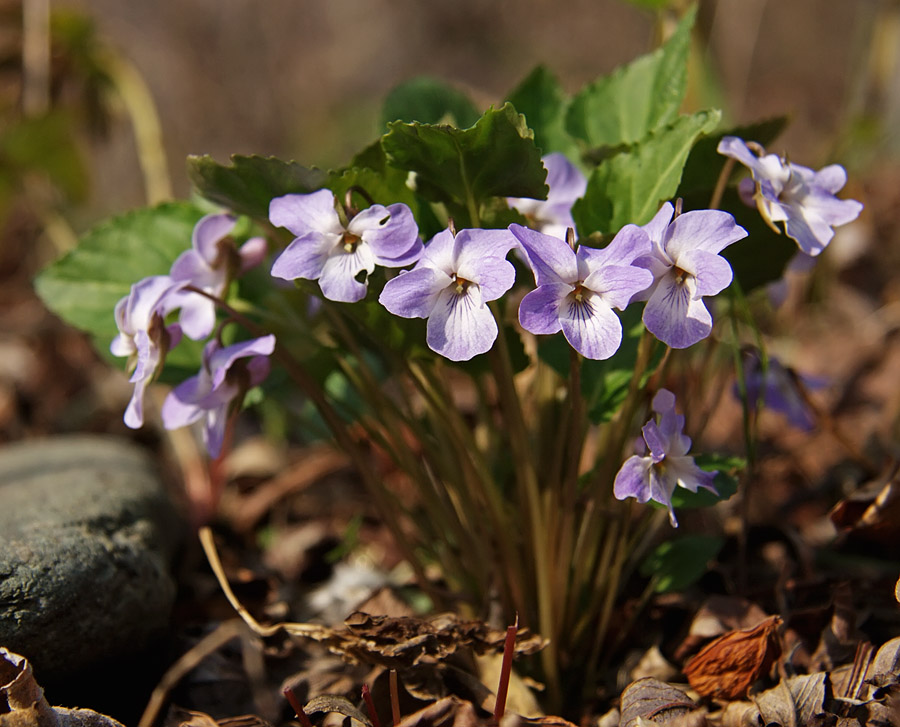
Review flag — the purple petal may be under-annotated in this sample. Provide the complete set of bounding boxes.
[317,244,376,302]
[544,152,587,203]
[177,294,218,341]
[648,469,678,526]
[642,202,675,245]
[419,228,457,274]
[583,264,654,310]
[207,335,277,389]
[460,254,516,302]
[161,373,210,429]
[559,295,622,360]
[665,209,748,258]
[518,284,568,335]
[812,164,848,195]
[203,401,232,458]
[641,419,668,462]
[667,455,718,495]
[584,224,652,268]
[192,213,236,263]
[453,228,519,273]
[510,224,576,286]
[379,267,450,318]
[170,249,219,290]
[269,190,342,237]
[676,249,733,298]
[239,237,268,272]
[716,136,760,170]
[270,231,336,281]
[613,455,653,502]
[352,204,422,266]
[426,286,497,361]
[643,273,713,349]
[124,377,150,429]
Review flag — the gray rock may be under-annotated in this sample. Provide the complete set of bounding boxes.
[0,435,182,679]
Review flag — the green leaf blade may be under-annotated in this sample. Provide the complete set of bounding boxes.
[566,6,696,148]
[573,108,721,235]
[187,154,327,219]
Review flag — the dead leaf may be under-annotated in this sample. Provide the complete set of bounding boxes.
[683,616,782,700]
[305,695,371,726]
[394,697,479,727]
[675,597,771,662]
[830,476,900,547]
[619,678,700,727]
[752,672,832,727]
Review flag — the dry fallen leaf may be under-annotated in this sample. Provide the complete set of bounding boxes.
[683,616,782,700]
[618,678,700,727]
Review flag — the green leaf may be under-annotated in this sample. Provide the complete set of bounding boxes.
[381,76,480,129]
[641,535,725,593]
[506,65,580,159]
[573,109,721,235]
[670,453,743,509]
[566,6,696,148]
[34,202,207,375]
[187,154,327,219]
[381,103,547,220]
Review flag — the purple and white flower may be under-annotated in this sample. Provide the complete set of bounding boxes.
[269,189,422,303]
[511,223,653,360]
[169,213,267,340]
[161,334,276,458]
[717,136,863,257]
[507,152,587,240]
[738,351,827,431]
[378,227,518,361]
[111,275,183,429]
[633,202,747,349]
[613,389,717,527]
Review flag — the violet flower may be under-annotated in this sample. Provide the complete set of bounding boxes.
[507,152,587,240]
[739,352,827,431]
[110,275,183,428]
[717,137,863,257]
[633,202,747,349]
[169,213,267,340]
[378,227,518,361]
[511,223,653,360]
[269,189,422,303]
[161,334,276,457]
[613,389,717,527]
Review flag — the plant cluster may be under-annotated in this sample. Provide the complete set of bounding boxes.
[36,7,862,710]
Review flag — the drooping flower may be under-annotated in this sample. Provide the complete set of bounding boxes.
[717,136,863,257]
[511,223,653,359]
[161,334,276,457]
[378,227,518,361]
[737,350,827,431]
[507,152,587,240]
[613,389,717,527]
[269,189,422,303]
[169,213,267,340]
[633,202,747,349]
[110,275,183,428]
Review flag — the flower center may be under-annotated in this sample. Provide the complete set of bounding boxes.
[342,232,362,253]
[453,273,472,294]
[673,267,689,285]
[571,282,587,302]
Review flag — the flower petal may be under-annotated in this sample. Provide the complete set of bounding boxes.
[426,286,497,361]
[269,190,342,237]
[666,209,747,258]
[318,244,376,302]
[676,249,733,298]
[379,267,449,318]
[559,293,622,360]
[352,203,422,266]
[642,273,713,348]
[613,455,653,502]
[270,231,336,281]
[642,202,675,246]
[192,213,236,263]
[583,264,654,310]
[207,335,276,390]
[518,284,567,335]
[510,224,576,286]
[453,228,519,273]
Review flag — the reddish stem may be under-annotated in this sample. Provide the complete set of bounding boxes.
[284,686,315,727]
[362,683,382,727]
[389,670,401,726]
[493,617,519,723]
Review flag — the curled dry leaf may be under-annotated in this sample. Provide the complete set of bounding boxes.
[751,672,831,727]
[0,648,125,727]
[683,616,782,700]
[393,696,479,727]
[618,678,701,727]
